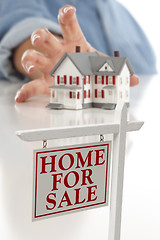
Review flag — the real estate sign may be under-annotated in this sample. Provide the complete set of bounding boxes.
[33,142,111,221]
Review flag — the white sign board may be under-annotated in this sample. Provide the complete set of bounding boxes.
[33,142,111,221]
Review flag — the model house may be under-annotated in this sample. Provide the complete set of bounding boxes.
[47,47,134,110]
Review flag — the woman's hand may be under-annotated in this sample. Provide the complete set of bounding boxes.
[14,5,139,102]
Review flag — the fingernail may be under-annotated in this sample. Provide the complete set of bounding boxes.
[63,6,74,14]
[23,61,35,73]
[15,90,21,102]
[31,33,40,45]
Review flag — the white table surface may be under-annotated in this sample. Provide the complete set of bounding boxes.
[0,75,160,240]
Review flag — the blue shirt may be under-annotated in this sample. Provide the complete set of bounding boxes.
[0,0,157,82]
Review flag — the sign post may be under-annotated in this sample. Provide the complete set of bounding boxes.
[16,102,143,240]
[108,102,128,240]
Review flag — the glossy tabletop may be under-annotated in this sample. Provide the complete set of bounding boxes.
[0,75,160,240]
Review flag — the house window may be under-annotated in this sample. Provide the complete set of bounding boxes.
[95,89,104,98]
[98,76,101,84]
[120,77,123,85]
[69,91,76,99]
[72,77,76,85]
[72,92,76,98]
[108,76,113,85]
[60,76,64,84]
[120,91,123,98]
[70,76,79,85]
[84,76,90,84]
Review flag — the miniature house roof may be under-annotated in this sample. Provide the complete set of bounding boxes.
[89,56,135,76]
[50,52,134,77]
[50,52,98,76]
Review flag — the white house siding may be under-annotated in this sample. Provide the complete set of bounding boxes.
[51,57,83,109]
[83,76,92,105]
[93,75,114,104]
[116,64,130,104]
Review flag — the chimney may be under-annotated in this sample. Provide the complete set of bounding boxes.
[114,51,119,57]
[75,46,81,53]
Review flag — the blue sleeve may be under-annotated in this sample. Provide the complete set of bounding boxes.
[0,0,60,40]
[0,0,61,82]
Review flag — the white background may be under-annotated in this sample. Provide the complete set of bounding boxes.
[119,0,160,72]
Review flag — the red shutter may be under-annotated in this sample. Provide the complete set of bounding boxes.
[69,76,72,85]
[64,75,67,84]
[84,90,86,98]
[95,75,97,84]
[84,77,86,85]
[88,89,90,98]
[57,75,60,84]
[77,92,80,99]
[95,89,97,98]
[69,91,72,98]
[113,76,115,85]
[101,90,104,98]
[106,76,108,84]
[88,76,90,84]
[102,76,104,84]
[76,76,79,85]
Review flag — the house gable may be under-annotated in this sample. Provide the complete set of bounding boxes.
[53,55,82,77]
[99,62,114,72]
